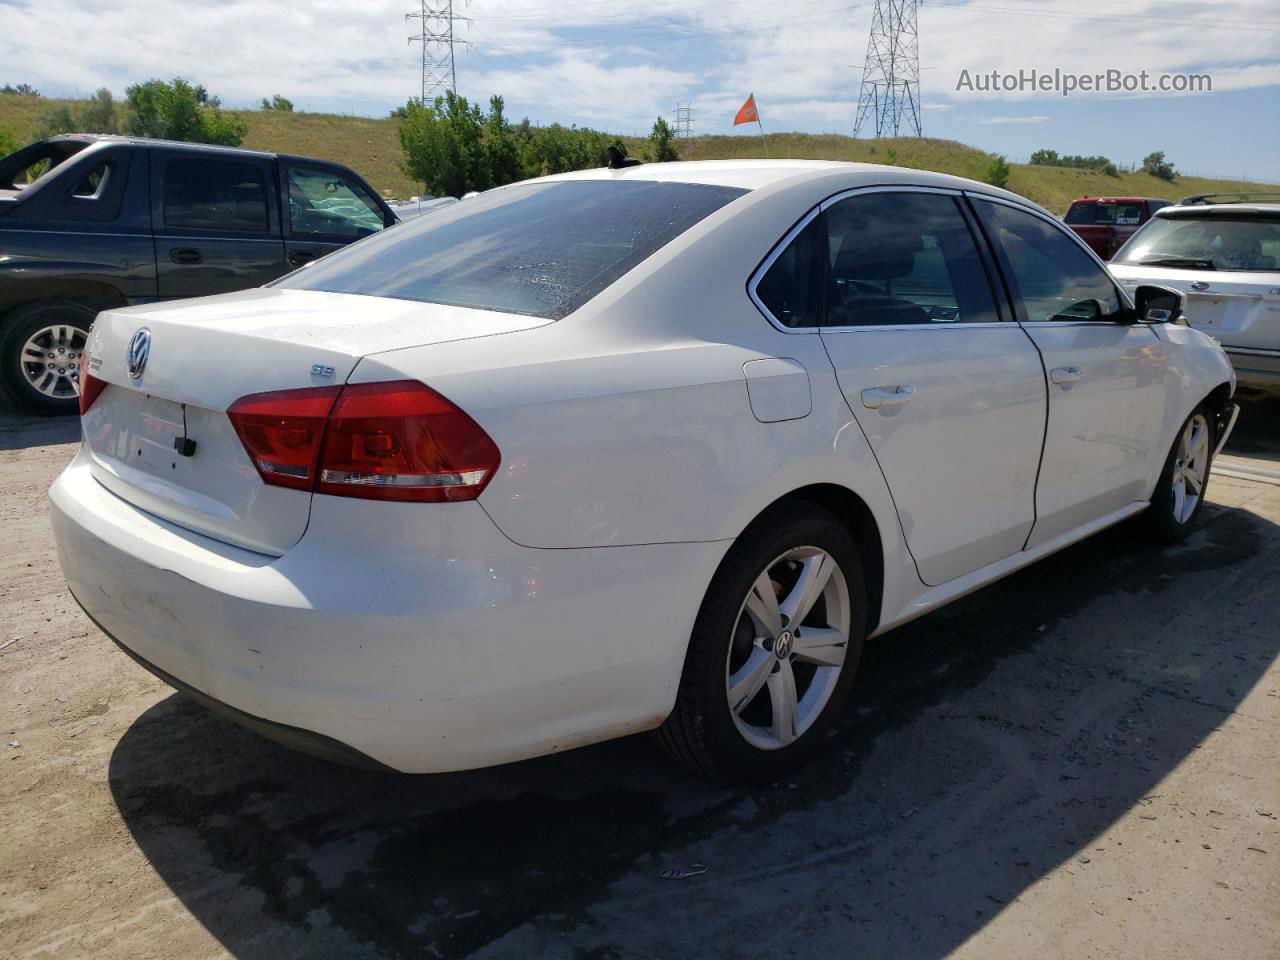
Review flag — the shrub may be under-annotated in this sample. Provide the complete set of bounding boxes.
[124,78,246,145]
[985,154,1011,188]
[1142,150,1177,181]
[261,95,294,112]
[0,126,19,158]
[648,117,679,162]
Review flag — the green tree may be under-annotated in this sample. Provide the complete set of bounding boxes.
[1142,150,1176,182]
[647,117,679,162]
[261,94,294,111]
[483,96,522,187]
[985,154,1011,188]
[398,92,488,196]
[80,88,119,133]
[34,104,77,139]
[124,78,246,146]
[1,83,41,97]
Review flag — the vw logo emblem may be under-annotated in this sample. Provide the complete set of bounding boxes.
[1190,281,1210,291]
[126,328,151,380]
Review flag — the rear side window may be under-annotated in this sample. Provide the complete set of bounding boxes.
[825,192,1000,325]
[1065,202,1145,225]
[278,180,747,319]
[755,216,826,328]
[163,158,270,233]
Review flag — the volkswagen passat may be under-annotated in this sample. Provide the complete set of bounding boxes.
[51,161,1239,780]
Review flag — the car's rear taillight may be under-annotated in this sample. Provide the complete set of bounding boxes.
[227,386,342,490]
[317,380,500,502]
[78,352,107,415]
[227,380,500,502]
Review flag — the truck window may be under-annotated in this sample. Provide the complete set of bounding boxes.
[285,164,385,239]
[164,158,270,233]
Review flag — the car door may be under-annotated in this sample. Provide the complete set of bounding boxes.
[152,150,287,298]
[971,196,1169,548]
[754,187,1047,587]
[279,160,392,270]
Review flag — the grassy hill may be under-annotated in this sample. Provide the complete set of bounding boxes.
[2,93,1274,211]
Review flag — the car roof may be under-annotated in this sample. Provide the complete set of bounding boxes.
[49,133,276,160]
[1069,196,1166,204]
[1156,203,1280,217]
[533,159,1050,214]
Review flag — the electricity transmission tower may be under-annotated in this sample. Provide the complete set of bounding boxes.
[674,103,694,139]
[406,0,467,103]
[852,0,922,138]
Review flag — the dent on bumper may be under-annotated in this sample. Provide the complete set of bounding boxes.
[50,452,728,772]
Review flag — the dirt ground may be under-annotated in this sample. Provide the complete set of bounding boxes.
[1,398,1278,960]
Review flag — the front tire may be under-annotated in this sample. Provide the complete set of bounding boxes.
[0,301,97,415]
[1142,406,1214,544]
[657,501,867,782]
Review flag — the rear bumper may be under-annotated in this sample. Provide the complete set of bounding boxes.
[50,450,726,773]
[1223,345,1280,394]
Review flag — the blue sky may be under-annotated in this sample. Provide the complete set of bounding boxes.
[6,0,1279,181]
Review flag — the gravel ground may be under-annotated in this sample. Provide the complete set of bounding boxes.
[1,401,1277,960]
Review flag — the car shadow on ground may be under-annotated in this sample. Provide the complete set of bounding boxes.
[0,407,79,451]
[105,493,1280,960]
[1224,394,1280,463]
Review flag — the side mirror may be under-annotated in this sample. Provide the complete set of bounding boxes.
[1133,284,1185,324]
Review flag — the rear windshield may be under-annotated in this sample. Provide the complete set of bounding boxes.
[276,179,748,319]
[1112,213,1280,272]
[1065,201,1144,226]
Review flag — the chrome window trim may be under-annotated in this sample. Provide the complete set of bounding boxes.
[747,184,1005,334]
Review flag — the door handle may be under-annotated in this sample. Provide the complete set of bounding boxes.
[289,250,319,267]
[1050,366,1083,385]
[169,247,202,265]
[861,385,916,409]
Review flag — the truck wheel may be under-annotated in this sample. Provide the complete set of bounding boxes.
[0,301,97,416]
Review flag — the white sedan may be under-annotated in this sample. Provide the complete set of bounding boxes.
[50,160,1238,780]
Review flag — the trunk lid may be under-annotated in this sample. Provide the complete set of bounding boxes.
[81,287,550,554]
[1110,264,1280,350]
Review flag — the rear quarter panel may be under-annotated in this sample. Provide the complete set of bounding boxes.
[351,175,917,616]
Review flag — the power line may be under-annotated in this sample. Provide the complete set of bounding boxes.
[674,102,695,138]
[406,0,470,102]
[853,0,922,138]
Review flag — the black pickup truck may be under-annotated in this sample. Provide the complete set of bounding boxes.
[0,134,397,414]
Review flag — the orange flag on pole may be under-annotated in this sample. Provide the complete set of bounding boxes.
[733,94,759,126]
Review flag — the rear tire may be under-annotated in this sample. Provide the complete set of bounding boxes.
[1141,405,1214,544]
[0,301,97,416]
[657,501,867,782]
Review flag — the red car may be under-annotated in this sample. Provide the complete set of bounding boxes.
[1063,196,1172,260]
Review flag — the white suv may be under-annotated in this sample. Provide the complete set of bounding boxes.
[1110,194,1280,395]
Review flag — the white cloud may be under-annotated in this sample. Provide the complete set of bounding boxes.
[977,115,1052,125]
[0,0,1276,136]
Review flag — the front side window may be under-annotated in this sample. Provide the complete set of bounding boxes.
[163,158,269,233]
[279,180,747,320]
[824,192,1001,325]
[975,199,1123,323]
[286,165,385,238]
[1112,213,1280,273]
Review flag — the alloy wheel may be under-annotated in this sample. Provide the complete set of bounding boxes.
[725,546,851,751]
[1171,413,1210,524]
[19,324,86,399]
